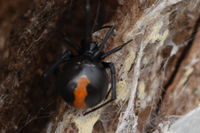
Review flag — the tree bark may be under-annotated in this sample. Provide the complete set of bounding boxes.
[0,0,200,133]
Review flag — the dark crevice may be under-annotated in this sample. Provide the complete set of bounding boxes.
[57,0,119,49]
[145,16,200,133]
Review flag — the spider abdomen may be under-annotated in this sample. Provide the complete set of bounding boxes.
[57,57,109,108]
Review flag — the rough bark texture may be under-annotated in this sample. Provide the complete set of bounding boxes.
[0,0,200,133]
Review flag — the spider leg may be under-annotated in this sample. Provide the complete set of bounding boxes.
[66,0,74,20]
[85,0,92,45]
[63,36,81,53]
[91,0,101,33]
[92,25,115,58]
[103,62,116,101]
[43,50,72,77]
[98,25,115,50]
[93,25,114,33]
[100,39,133,59]
[92,25,115,45]
[58,0,81,53]
[83,62,116,115]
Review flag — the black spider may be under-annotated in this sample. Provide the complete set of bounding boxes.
[44,0,132,115]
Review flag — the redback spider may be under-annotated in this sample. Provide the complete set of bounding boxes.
[44,0,132,115]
